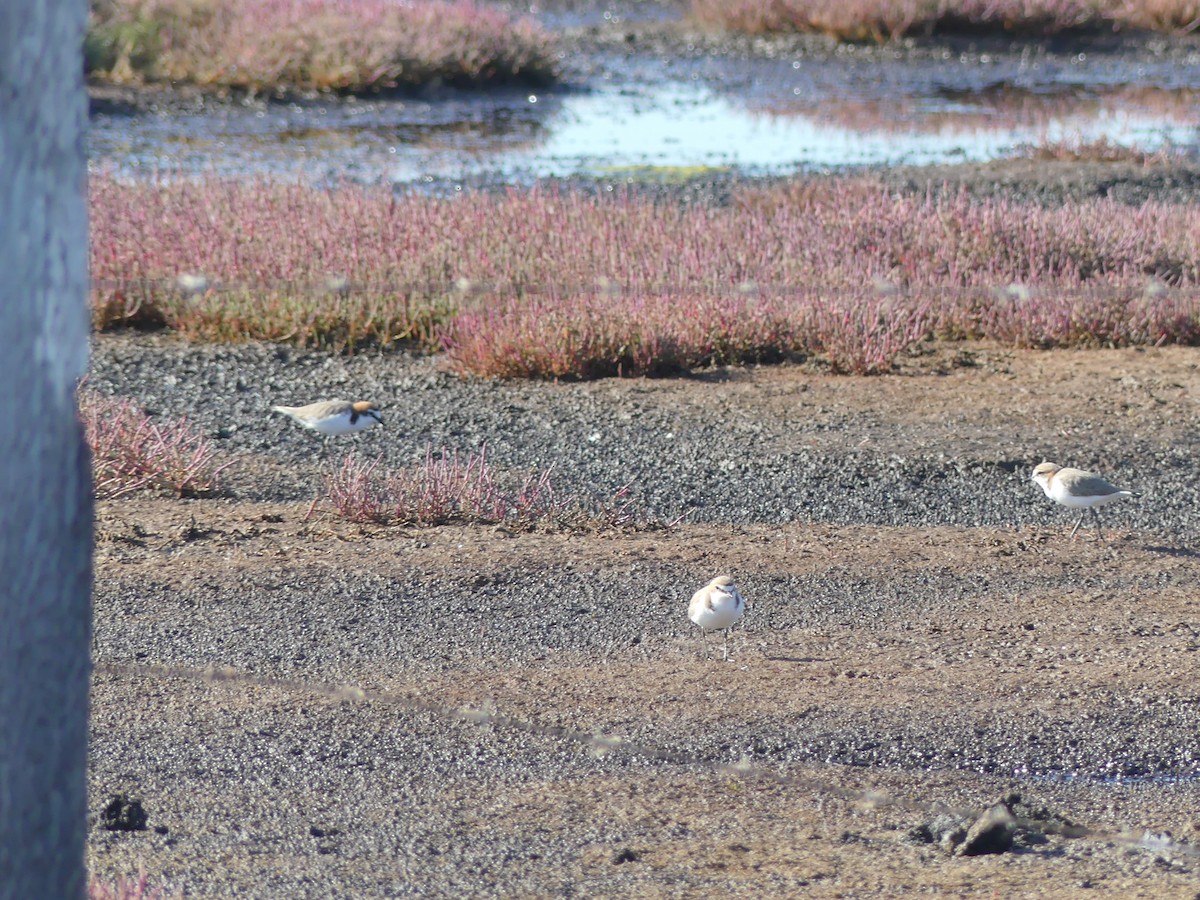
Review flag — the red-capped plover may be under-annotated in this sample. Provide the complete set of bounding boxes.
[688,575,746,661]
[1031,462,1133,539]
[272,399,383,436]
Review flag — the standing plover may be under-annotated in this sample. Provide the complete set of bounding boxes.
[272,399,383,435]
[688,575,746,661]
[1031,462,1133,539]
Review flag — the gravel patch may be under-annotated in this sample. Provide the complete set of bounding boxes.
[86,335,1200,536]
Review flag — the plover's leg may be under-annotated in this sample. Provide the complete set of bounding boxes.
[722,629,730,662]
[698,627,710,659]
[1069,512,1086,539]
[1092,507,1104,541]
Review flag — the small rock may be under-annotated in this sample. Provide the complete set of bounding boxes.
[909,800,1018,857]
[902,823,934,845]
[99,794,148,832]
[612,847,639,864]
[919,812,970,852]
[939,822,969,853]
[957,802,1017,857]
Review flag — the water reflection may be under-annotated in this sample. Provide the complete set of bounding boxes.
[758,82,1200,140]
[506,82,1197,174]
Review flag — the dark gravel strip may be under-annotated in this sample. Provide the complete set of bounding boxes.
[87,335,1200,535]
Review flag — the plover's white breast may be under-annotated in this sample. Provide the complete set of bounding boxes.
[689,580,745,632]
[308,410,366,435]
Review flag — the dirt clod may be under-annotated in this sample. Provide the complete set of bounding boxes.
[957,801,1018,857]
[99,794,148,832]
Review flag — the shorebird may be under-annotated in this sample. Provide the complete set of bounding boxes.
[1030,462,1133,539]
[688,575,746,661]
[272,400,383,436]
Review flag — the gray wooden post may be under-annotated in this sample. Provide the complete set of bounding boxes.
[0,0,93,897]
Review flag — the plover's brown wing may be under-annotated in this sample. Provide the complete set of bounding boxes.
[1059,469,1124,497]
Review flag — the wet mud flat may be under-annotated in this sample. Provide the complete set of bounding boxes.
[87,339,1200,896]
[87,7,1200,181]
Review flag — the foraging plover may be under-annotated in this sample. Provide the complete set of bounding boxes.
[272,399,383,436]
[688,575,746,661]
[1031,462,1133,539]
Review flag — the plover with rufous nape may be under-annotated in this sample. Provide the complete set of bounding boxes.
[1031,462,1133,539]
[688,575,747,661]
[272,399,383,436]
